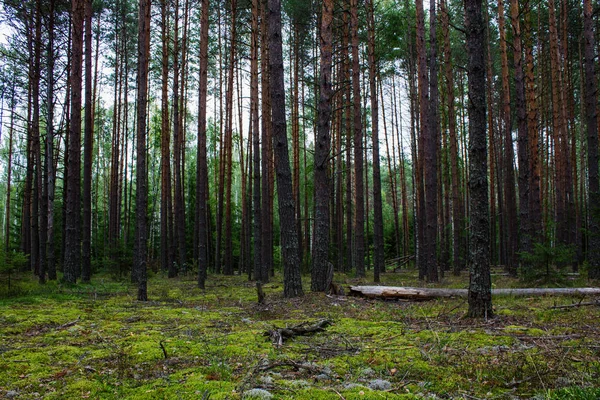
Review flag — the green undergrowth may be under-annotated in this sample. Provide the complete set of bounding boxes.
[1,269,598,399]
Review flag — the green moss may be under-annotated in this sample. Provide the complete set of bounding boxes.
[1,271,599,399]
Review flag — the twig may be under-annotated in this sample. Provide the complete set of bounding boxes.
[159,341,169,359]
[264,319,332,346]
[549,301,600,310]
[57,317,80,330]
[331,388,346,400]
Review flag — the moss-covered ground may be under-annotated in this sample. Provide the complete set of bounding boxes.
[1,269,599,399]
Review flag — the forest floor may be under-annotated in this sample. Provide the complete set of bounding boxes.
[1,267,599,399]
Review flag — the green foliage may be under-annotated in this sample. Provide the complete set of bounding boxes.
[0,248,28,295]
[545,386,600,400]
[519,241,576,284]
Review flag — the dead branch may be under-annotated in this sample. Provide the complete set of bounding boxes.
[264,319,333,346]
[349,286,600,301]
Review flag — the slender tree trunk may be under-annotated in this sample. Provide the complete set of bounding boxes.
[441,0,463,275]
[46,0,57,280]
[350,0,364,277]
[223,0,237,276]
[524,2,541,242]
[31,0,43,281]
[134,0,151,301]
[312,0,334,292]
[161,0,174,277]
[261,0,273,281]
[250,0,262,282]
[415,0,429,280]
[426,0,439,282]
[172,0,186,274]
[465,0,492,318]
[64,0,84,284]
[268,0,303,297]
[498,0,517,274]
[510,0,530,265]
[5,81,15,257]
[365,0,383,282]
[196,0,209,288]
[584,0,600,279]
[82,0,93,283]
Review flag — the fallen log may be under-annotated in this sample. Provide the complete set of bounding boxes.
[265,319,332,346]
[349,286,600,300]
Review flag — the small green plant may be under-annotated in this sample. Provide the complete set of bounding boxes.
[0,248,29,295]
[519,241,575,284]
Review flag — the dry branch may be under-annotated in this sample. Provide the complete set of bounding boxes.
[264,319,332,346]
[349,286,600,300]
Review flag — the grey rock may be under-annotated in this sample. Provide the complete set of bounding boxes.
[5,391,18,399]
[243,388,273,399]
[368,379,392,391]
[360,367,375,377]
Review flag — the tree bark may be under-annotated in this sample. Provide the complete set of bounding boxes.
[196,0,209,288]
[134,0,151,301]
[82,0,93,283]
[350,286,600,300]
[350,0,364,277]
[250,0,262,283]
[64,0,85,284]
[584,0,600,279]
[510,0,530,265]
[365,0,383,283]
[465,0,492,318]
[311,0,334,292]
[268,0,303,297]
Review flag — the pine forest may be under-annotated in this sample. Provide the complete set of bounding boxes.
[0,0,599,398]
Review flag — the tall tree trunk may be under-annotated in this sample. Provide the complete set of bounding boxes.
[510,0,530,264]
[498,0,518,274]
[261,0,273,281]
[268,0,303,297]
[342,4,353,273]
[366,0,383,282]
[350,0,364,277]
[64,0,84,284]
[312,0,333,292]
[251,0,262,282]
[161,0,174,277]
[5,81,15,258]
[584,0,600,279]
[82,0,93,283]
[441,0,464,275]
[223,0,237,276]
[31,0,43,281]
[465,0,492,318]
[46,0,57,281]
[196,0,210,288]
[134,0,151,301]
[426,0,439,282]
[172,0,186,274]
[415,0,429,280]
[524,1,541,243]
